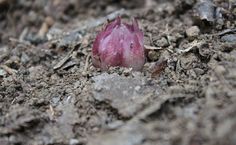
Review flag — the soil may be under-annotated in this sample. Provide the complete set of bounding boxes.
[0,0,236,145]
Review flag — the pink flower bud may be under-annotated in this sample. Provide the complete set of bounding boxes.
[92,17,145,71]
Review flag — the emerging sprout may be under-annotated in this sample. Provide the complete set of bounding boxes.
[92,17,145,71]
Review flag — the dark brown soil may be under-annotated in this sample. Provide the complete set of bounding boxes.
[0,0,236,145]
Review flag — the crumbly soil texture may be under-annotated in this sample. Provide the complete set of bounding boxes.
[0,0,236,145]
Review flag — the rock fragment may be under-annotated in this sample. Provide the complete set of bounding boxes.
[186,26,200,38]
[92,73,156,118]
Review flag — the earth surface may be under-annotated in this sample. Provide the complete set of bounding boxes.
[0,0,236,145]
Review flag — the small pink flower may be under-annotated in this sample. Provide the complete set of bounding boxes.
[92,17,145,71]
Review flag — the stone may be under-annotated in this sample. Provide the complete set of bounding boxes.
[186,26,200,38]
[92,73,157,117]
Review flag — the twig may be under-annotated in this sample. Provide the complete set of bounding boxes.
[19,28,28,42]
[49,105,55,116]
[82,54,91,75]
[0,64,17,75]
[216,28,236,36]
[177,40,204,54]
[144,45,163,50]
[53,44,80,70]
[167,47,174,53]
[11,97,16,104]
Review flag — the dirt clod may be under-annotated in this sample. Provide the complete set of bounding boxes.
[186,26,200,38]
[92,73,156,118]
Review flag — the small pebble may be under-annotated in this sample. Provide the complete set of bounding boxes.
[135,86,141,91]
[186,26,200,38]
[155,37,169,47]
[214,65,226,75]
[194,68,205,75]
[28,11,38,23]
[148,50,160,61]
[94,85,102,92]
[69,139,80,145]
[45,16,54,26]
[0,69,7,76]
[195,0,215,22]
[107,120,124,129]
[221,34,236,42]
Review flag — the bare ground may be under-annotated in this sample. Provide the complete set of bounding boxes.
[0,0,236,145]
